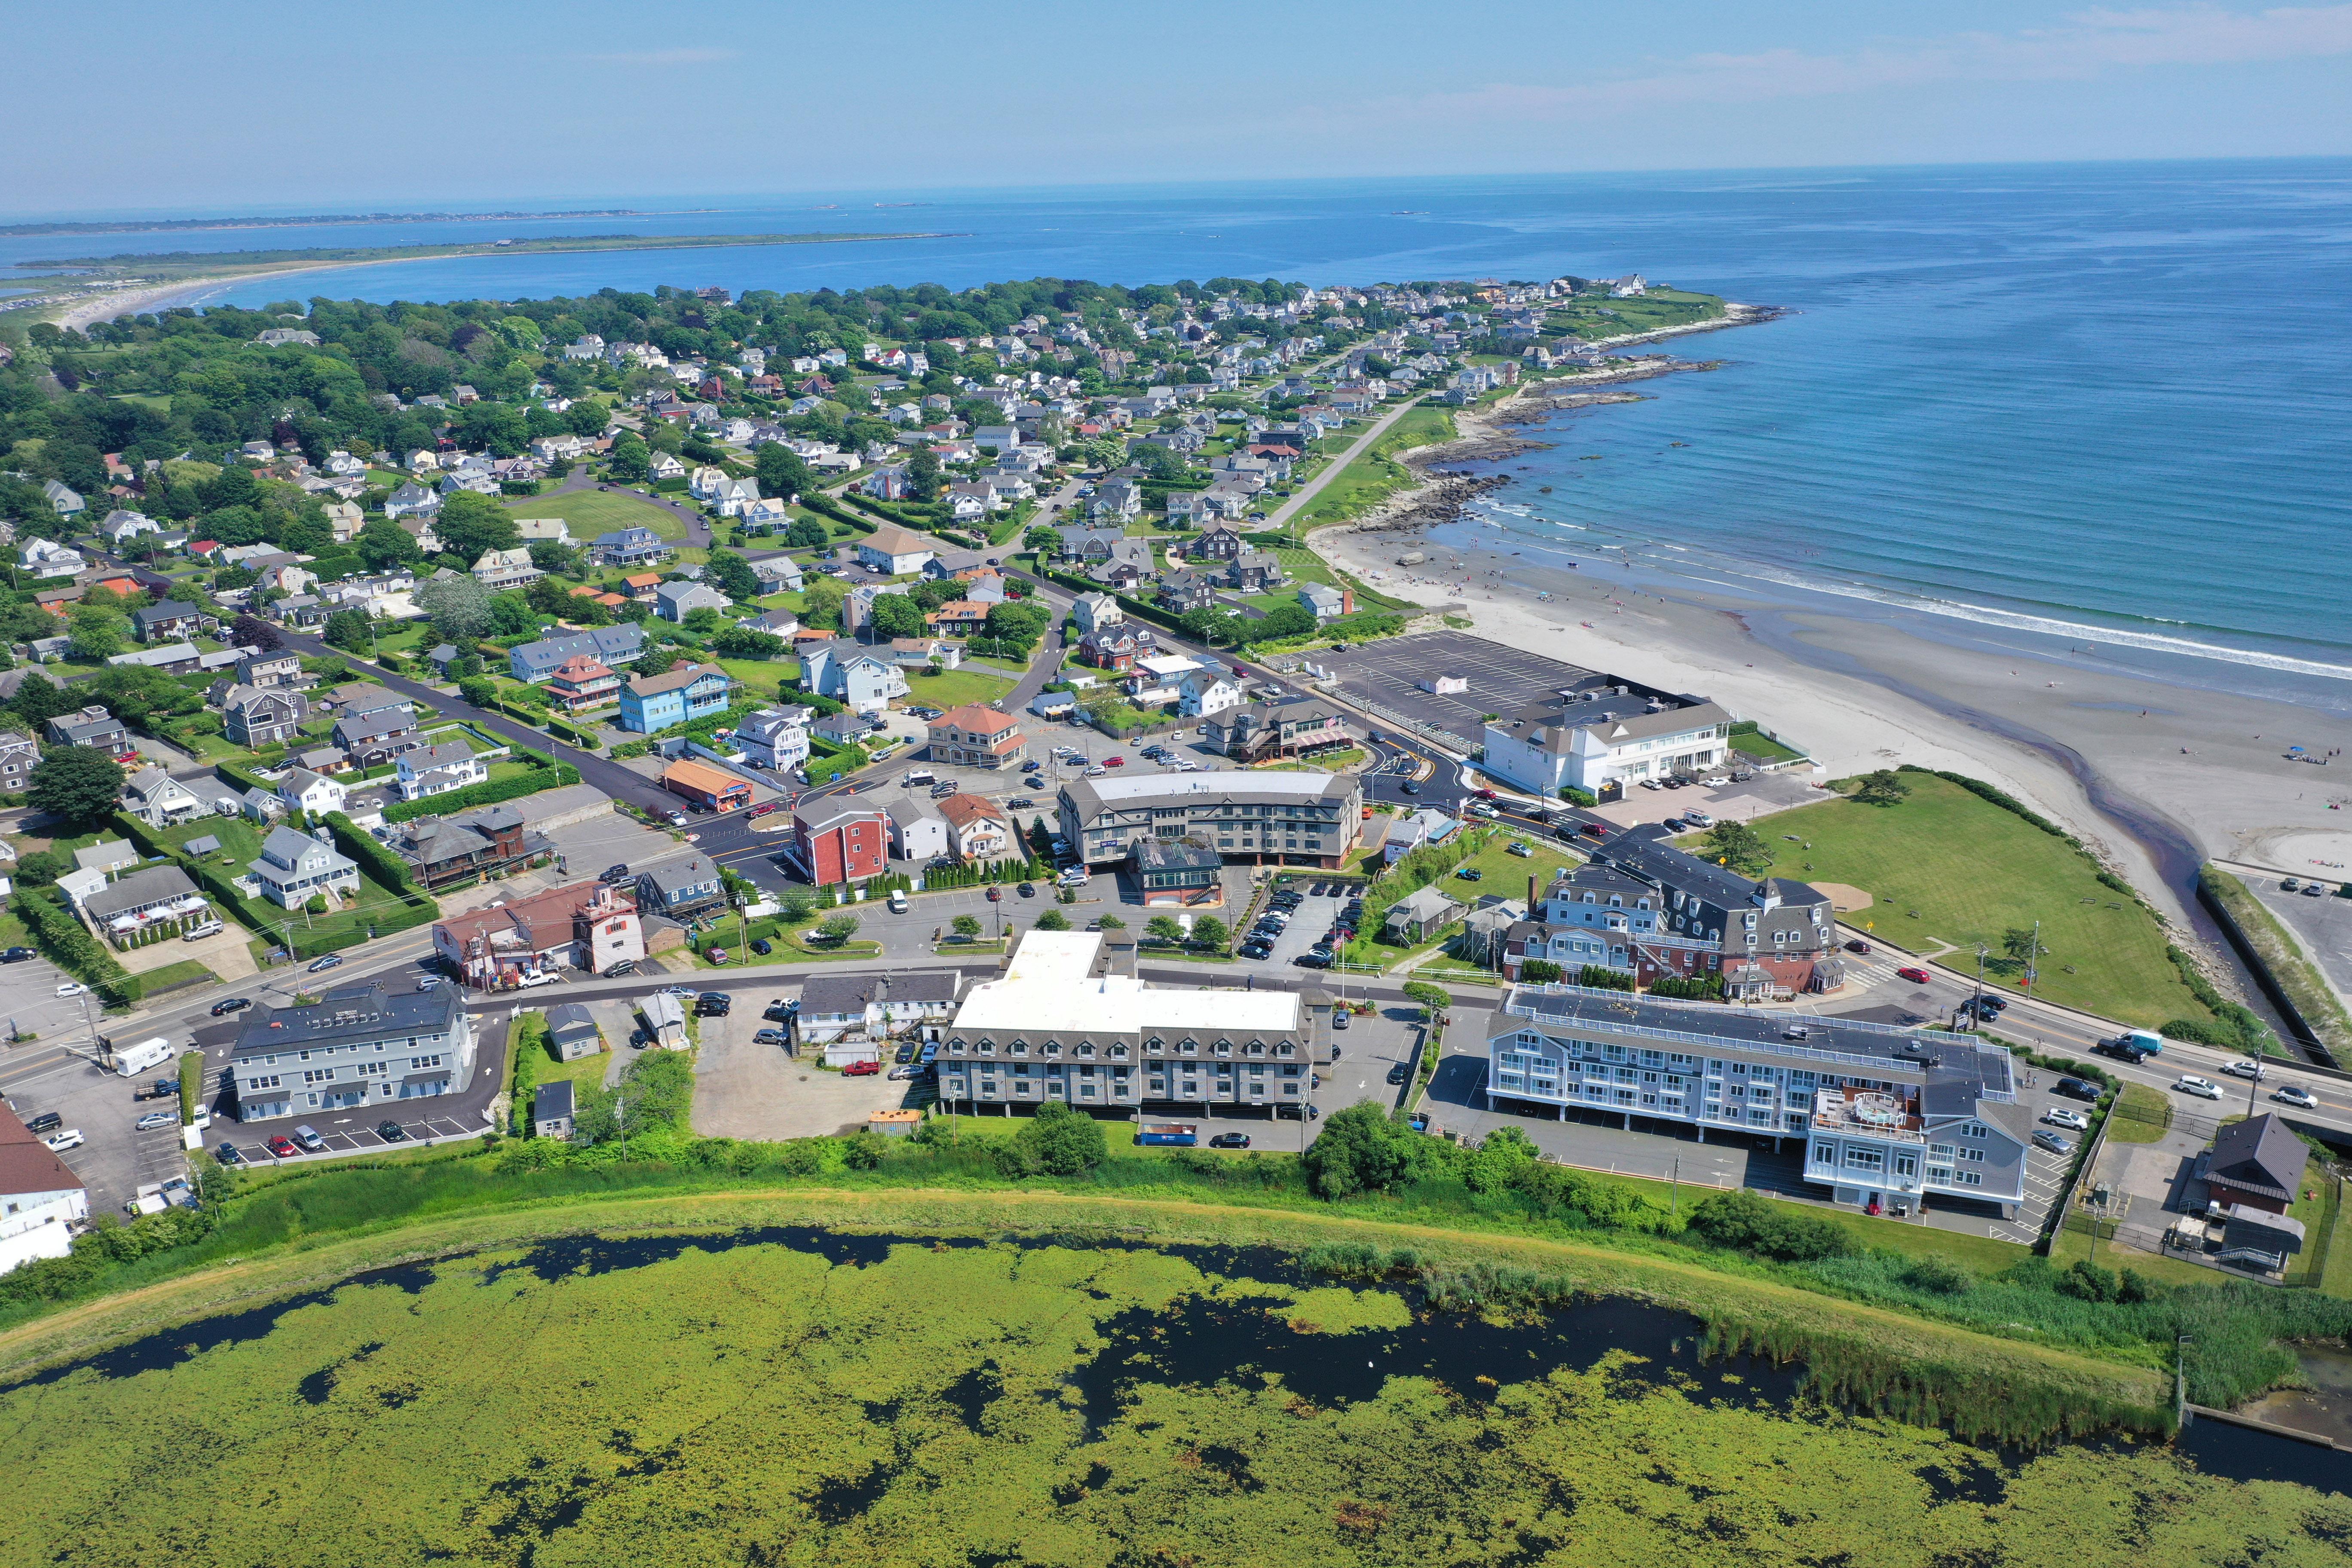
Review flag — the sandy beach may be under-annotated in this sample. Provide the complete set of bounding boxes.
[1313,382,2352,940]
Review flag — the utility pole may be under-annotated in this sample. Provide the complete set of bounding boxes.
[1670,1155,1681,1223]
[1970,944,1988,1032]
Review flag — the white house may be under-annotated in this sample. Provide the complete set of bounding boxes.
[886,799,950,862]
[275,767,347,818]
[1178,667,1246,720]
[119,766,206,828]
[1480,696,1734,797]
[394,742,488,801]
[735,706,815,771]
[855,524,936,577]
[799,640,912,716]
[654,581,730,622]
[18,539,83,579]
[0,1111,88,1276]
[1070,592,1123,637]
[251,824,361,909]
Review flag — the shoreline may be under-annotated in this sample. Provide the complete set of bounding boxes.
[1305,353,2352,972]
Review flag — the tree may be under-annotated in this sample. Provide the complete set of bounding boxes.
[950,914,982,939]
[484,594,537,638]
[1023,524,1063,554]
[1701,820,1773,878]
[1250,603,1315,643]
[1299,1102,1409,1200]
[712,625,787,659]
[1009,1100,1106,1176]
[753,442,813,501]
[801,577,847,629]
[867,593,926,640]
[1026,909,1066,931]
[816,915,861,945]
[414,573,494,642]
[457,676,499,709]
[634,649,679,678]
[706,547,762,602]
[1179,606,1243,646]
[1685,1188,1853,1262]
[607,435,649,483]
[786,516,831,550]
[4,670,80,730]
[906,448,943,502]
[1145,916,1185,945]
[682,607,722,636]
[229,612,283,652]
[85,665,201,726]
[527,539,579,576]
[67,605,128,660]
[322,609,374,654]
[28,746,126,825]
[1191,916,1229,950]
[1096,914,1126,930]
[1855,769,1912,807]
[434,491,520,561]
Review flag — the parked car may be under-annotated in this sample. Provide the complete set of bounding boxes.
[750,938,774,956]
[695,993,732,1016]
[416,975,442,990]
[215,1141,244,1164]
[1105,756,1125,767]
[2032,1130,2073,1155]
[518,970,561,988]
[841,1059,880,1076]
[0,946,32,962]
[23,1111,61,1136]
[1455,867,1483,881]
[887,1063,922,1081]
[1017,882,1036,897]
[43,1128,84,1152]
[2223,1059,2267,1080]
[375,1121,408,1142]
[293,1124,326,1152]
[211,997,252,1016]
[987,885,1003,901]
[1238,941,1273,959]
[55,983,86,998]
[307,953,343,973]
[2174,1075,2223,1100]
[266,1134,301,1158]
[1386,1063,1410,1085]
[754,1029,790,1046]
[1294,951,1332,969]
[2052,1077,2103,1102]
[2274,1085,2320,1108]
[2042,1108,2091,1131]
[2303,881,2328,897]
[1894,966,1931,985]
[134,1110,177,1132]
[1208,1133,1252,1149]
[1507,841,1533,858]
[2282,876,2302,892]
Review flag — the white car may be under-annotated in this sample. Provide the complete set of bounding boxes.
[2223,1059,2266,1080]
[516,971,561,989]
[1467,803,1500,819]
[2041,1108,2091,1131]
[55,983,87,998]
[1682,810,1715,827]
[2273,1085,2320,1109]
[1701,775,1731,787]
[43,1129,84,1153]
[2174,1075,2223,1100]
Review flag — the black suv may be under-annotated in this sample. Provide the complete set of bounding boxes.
[695,992,732,1017]
[2052,1076,2103,1102]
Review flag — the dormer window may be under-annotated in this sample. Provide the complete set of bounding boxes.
[1245,1041,1265,1057]
[1076,1043,1096,1058]
[979,1041,997,1056]
[1045,1042,1063,1057]
[1010,1042,1027,1056]
[1109,1044,1128,1060]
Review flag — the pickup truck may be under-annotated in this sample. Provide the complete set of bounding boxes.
[132,1076,180,1102]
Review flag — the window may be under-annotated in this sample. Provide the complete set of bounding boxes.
[409,1055,444,1070]
[1843,1147,1883,1171]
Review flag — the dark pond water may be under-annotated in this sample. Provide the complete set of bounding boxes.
[7,1223,2350,1501]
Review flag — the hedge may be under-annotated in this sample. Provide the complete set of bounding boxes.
[324,811,415,891]
[508,1011,548,1137]
[380,760,580,824]
[13,887,140,1008]
[178,1050,203,1125]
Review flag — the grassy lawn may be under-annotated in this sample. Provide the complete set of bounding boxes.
[136,958,218,992]
[901,667,1015,710]
[1544,287,1727,343]
[535,1048,613,1093]
[156,816,418,949]
[1728,721,1805,765]
[1291,404,1458,533]
[1728,772,2213,1029]
[507,488,688,542]
[2106,1080,2174,1143]
[1257,747,1369,774]
[2046,1220,2223,1290]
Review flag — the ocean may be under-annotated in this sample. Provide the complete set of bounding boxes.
[12,160,2350,694]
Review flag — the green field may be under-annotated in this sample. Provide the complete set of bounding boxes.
[900,665,1018,710]
[1544,286,1728,344]
[1725,774,2214,1029]
[158,816,421,952]
[1291,404,1458,533]
[10,1191,2345,1568]
[507,488,689,542]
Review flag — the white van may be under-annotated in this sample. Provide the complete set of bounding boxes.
[888,890,910,914]
[110,1036,176,1078]
[901,770,936,787]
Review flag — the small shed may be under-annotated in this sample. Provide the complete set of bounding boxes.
[184,835,223,858]
[545,1002,603,1062]
[533,1079,576,1140]
[2203,1112,2307,1216]
[639,990,690,1050]
[868,1109,923,1138]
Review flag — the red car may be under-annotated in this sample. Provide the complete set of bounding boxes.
[841,1060,881,1077]
[1105,756,1126,767]
[266,1134,300,1158]
[1471,787,1499,800]
[1895,966,1931,985]
[747,802,779,819]
[987,885,1003,902]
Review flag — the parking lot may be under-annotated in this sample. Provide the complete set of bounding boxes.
[1241,880,1362,967]
[1314,632,1605,750]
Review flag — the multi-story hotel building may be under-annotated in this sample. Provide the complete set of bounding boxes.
[1486,984,2030,1216]
[230,982,477,1123]
[1057,772,1361,870]
[935,931,1329,1114]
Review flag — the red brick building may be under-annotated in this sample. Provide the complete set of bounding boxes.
[790,802,889,885]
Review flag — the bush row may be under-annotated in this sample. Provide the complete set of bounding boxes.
[380,759,580,824]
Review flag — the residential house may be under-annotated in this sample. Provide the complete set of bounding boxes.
[1204,696,1350,762]
[634,851,726,921]
[100,508,161,549]
[213,684,308,748]
[927,704,1027,770]
[77,864,206,948]
[734,706,815,771]
[787,802,889,885]
[533,1080,576,1140]
[44,705,135,760]
[1155,568,1217,616]
[18,539,83,579]
[1298,582,1352,621]
[106,643,203,676]
[232,649,302,689]
[129,600,204,643]
[472,548,540,591]
[923,600,989,637]
[1057,527,1130,564]
[653,580,729,622]
[274,767,347,818]
[2202,1113,2308,1217]
[751,557,804,594]
[513,515,571,545]
[1078,623,1157,673]
[1084,537,1153,590]
[385,804,551,889]
[590,527,671,567]
[119,766,206,829]
[1226,550,1286,594]
[1071,592,1123,636]
[1088,478,1142,522]
[745,606,801,639]
[544,1002,602,1063]
[647,452,687,482]
[251,824,361,909]
[545,655,622,714]
[230,981,476,1123]
[331,707,420,768]
[885,799,949,861]
[40,481,85,519]
[798,640,911,716]
[508,624,646,682]
[1386,885,1465,944]
[796,972,960,1057]
[1178,666,1246,719]
[395,743,488,802]
[937,793,1013,861]
[617,662,733,734]
[856,524,937,576]
[0,731,37,796]
[383,482,441,520]
[435,880,644,988]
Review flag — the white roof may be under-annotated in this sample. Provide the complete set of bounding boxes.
[950,931,1298,1036]
[1134,654,1202,679]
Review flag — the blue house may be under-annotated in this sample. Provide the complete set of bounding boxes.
[508,624,647,683]
[591,527,671,567]
[617,662,734,734]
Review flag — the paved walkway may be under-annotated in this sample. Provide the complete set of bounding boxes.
[1264,395,1428,533]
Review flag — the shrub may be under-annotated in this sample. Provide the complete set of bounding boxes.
[1684,1188,1854,1262]
[380,760,579,824]
[1577,965,1634,992]
[1002,1101,1106,1176]
[12,887,140,1008]
[323,811,414,891]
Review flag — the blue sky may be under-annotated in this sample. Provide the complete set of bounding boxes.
[10,0,2352,215]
